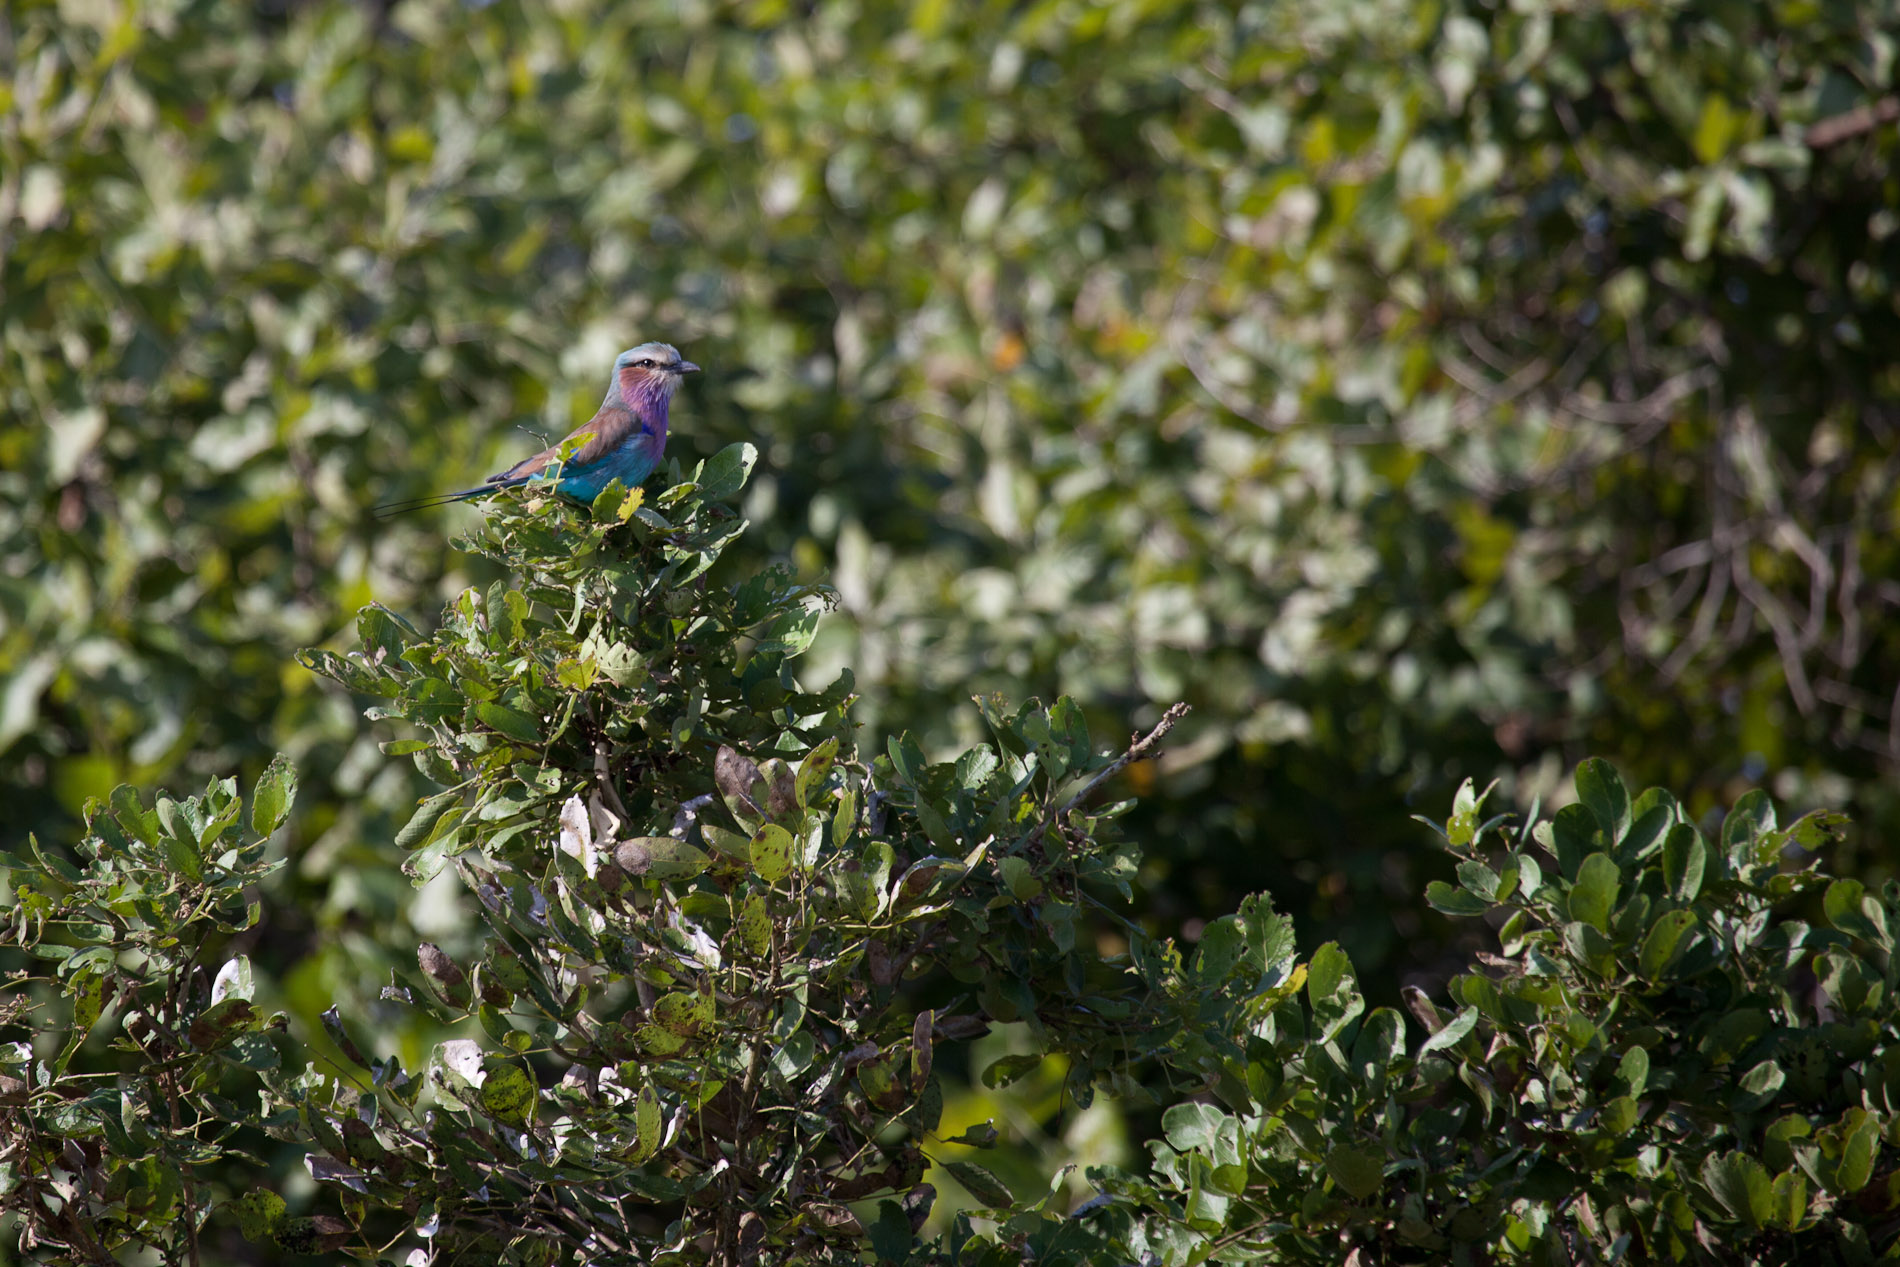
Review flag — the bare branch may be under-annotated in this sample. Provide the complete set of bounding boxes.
[1061,702,1193,817]
[1730,552,1818,715]
[1552,368,1716,427]
[1806,97,1900,148]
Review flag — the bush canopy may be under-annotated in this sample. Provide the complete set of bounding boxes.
[7,468,1900,1264]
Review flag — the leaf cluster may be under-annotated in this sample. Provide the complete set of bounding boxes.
[1083,764,1900,1265]
[0,759,295,1261]
[10,0,1899,1015]
[8,461,1900,1266]
[276,464,1269,1263]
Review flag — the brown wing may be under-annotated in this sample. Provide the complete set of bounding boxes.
[567,405,636,466]
[486,406,635,484]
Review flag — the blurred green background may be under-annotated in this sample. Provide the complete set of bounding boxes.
[5,0,1899,1213]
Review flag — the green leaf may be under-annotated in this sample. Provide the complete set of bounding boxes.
[357,603,410,662]
[589,478,632,522]
[54,968,108,1074]
[1549,803,1601,879]
[1701,1151,1771,1228]
[702,823,752,863]
[1568,853,1621,933]
[380,738,431,755]
[980,1052,1043,1089]
[1458,1063,1499,1125]
[1622,802,1673,862]
[1824,879,1891,948]
[1426,879,1487,916]
[998,855,1042,901]
[1325,1143,1385,1200]
[404,835,455,885]
[1575,758,1631,844]
[1770,1169,1807,1231]
[1455,860,1500,901]
[1041,900,1077,954]
[395,789,463,851]
[1831,1108,1880,1193]
[756,600,821,656]
[1617,1046,1650,1098]
[913,798,957,854]
[158,808,205,880]
[1048,695,1092,768]
[1184,1156,1233,1229]
[955,744,999,791]
[1789,809,1850,852]
[1662,823,1707,901]
[1307,942,1348,999]
[1443,778,1481,847]
[1638,910,1698,980]
[1737,1059,1786,1112]
[249,755,297,836]
[1417,1005,1478,1056]
[1308,942,1365,1041]
[771,1031,817,1079]
[1562,920,1617,978]
[831,786,858,852]
[857,1055,900,1106]
[1692,93,1740,164]
[944,1121,999,1148]
[795,735,839,809]
[1722,789,1776,853]
[1513,851,1543,900]
[1765,1115,1812,1173]
[1240,895,1298,976]
[614,837,711,880]
[108,784,158,846]
[885,734,925,787]
[474,700,541,742]
[230,1190,286,1241]
[749,824,794,884]
[1350,1007,1406,1081]
[632,1084,663,1162]
[869,1199,914,1262]
[1817,949,1878,1014]
[479,1061,536,1127]
[857,840,895,912]
[593,640,646,687]
[699,442,758,500]
[1163,1102,1229,1154]
[942,1159,1016,1209]
[651,991,714,1038]
[734,894,772,959]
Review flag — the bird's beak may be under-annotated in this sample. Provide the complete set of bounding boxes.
[675,360,701,374]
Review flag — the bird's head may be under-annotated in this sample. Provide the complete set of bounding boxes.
[612,342,700,413]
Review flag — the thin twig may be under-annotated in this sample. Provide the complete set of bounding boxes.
[1060,702,1192,817]
[1806,97,1900,148]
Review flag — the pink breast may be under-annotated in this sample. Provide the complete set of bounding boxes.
[617,366,675,430]
[617,365,646,403]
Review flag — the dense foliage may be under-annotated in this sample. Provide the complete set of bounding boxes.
[1,758,294,1262]
[6,0,1896,998]
[6,0,1900,1260]
[1093,772,1893,1265]
[6,469,1900,1264]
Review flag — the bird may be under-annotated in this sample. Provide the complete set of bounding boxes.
[373,342,700,518]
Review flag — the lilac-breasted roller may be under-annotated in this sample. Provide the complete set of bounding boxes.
[374,343,700,517]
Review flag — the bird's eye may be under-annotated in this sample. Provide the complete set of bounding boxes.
[637,359,654,368]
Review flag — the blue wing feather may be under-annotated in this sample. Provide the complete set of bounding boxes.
[373,361,682,519]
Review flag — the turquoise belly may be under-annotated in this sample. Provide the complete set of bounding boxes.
[553,441,663,503]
